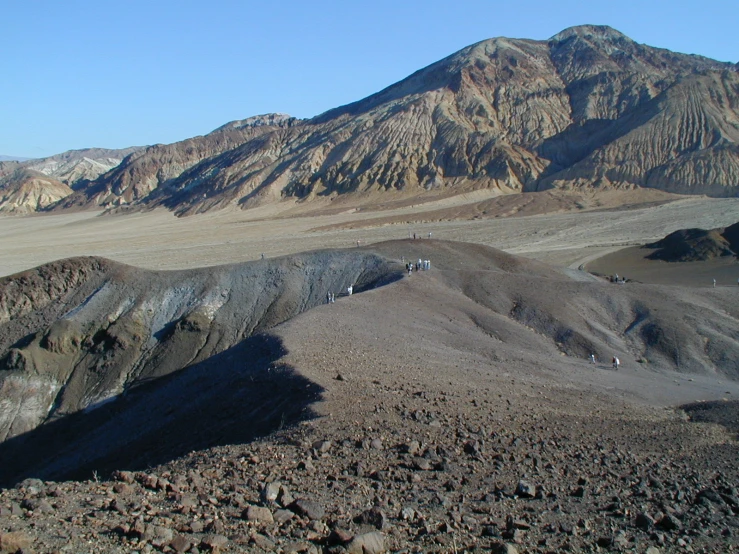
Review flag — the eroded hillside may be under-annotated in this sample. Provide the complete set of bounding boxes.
[49,25,739,216]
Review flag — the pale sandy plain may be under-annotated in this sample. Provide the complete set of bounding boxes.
[1,192,738,278]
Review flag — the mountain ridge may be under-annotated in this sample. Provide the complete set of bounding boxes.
[5,25,739,215]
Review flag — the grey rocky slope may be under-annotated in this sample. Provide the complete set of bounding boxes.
[0,240,738,553]
[53,25,739,216]
[0,249,399,464]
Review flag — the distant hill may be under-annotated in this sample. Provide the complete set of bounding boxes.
[0,167,73,213]
[0,155,32,162]
[0,146,143,213]
[646,222,739,261]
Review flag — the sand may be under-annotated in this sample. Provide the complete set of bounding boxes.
[0,194,738,278]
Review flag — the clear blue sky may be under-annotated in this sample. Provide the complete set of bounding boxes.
[1,0,736,158]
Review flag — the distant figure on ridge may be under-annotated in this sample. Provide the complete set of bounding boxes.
[590,353,596,365]
[612,356,620,370]
[347,284,353,296]
[713,278,716,288]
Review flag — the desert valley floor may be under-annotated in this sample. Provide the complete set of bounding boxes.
[0,192,738,554]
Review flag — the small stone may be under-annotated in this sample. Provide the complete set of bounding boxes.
[490,542,518,554]
[201,534,229,552]
[113,482,132,494]
[400,507,416,521]
[354,506,386,530]
[656,514,681,531]
[244,504,274,524]
[21,497,55,513]
[170,535,193,553]
[370,438,383,450]
[327,528,354,545]
[412,457,432,471]
[274,509,295,524]
[0,531,33,552]
[143,525,174,548]
[113,470,136,483]
[251,533,276,550]
[345,531,385,554]
[403,440,421,455]
[261,481,281,504]
[289,498,325,520]
[515,480,536,499]
[312,440,332,453]
[635,512,655,530]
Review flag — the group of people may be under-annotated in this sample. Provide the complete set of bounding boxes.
[406,258,431,275]
[590,353,620,370]
[326,284,354,304]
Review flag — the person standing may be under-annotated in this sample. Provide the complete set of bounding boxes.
[590,353,596,365]
[612,356,620,370]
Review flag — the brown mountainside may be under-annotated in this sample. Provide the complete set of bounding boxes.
[42,25,739,215]
[53,114,299,210]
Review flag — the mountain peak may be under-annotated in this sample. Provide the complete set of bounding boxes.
[550,24,630,43]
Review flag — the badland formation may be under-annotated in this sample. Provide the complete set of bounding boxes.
[1,25,738,215]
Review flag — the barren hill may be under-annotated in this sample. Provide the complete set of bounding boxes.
[0,146,143,213]
[1,240,739,552]
[1,240,738,488]
[0,167,73,213]
[53,114,299,210]
[47,25,739,216]
[645,221,739,262]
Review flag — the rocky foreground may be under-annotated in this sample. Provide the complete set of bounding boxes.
[1,240,738,553]
[0,378,736,554]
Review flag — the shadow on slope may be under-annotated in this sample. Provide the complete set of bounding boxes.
[0,333,321,488]
[682,400,739,436]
